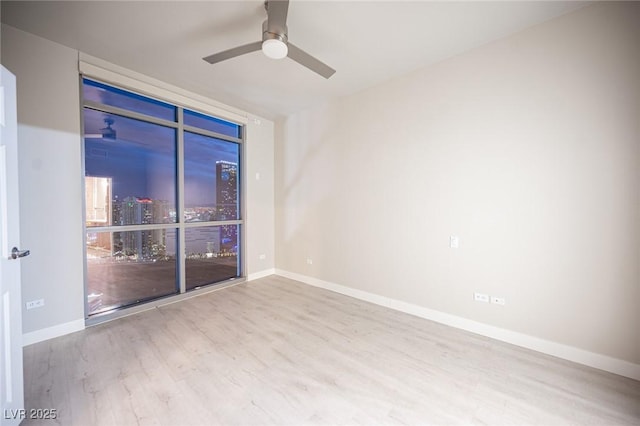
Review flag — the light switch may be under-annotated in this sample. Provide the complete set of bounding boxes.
[450,236,459,249]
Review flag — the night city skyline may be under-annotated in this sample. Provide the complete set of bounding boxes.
[84,111,239,208]
[83,78,240,207]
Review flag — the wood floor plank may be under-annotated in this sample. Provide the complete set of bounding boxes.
[22,275,640,425]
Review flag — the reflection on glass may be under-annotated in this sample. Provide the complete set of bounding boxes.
[184,132,240,221]
[184,109,241,138]
[185,226,239,291]
[85,176,111,225]
[83,78,176,121]
[86,229,178,315]
[84,108,177,226]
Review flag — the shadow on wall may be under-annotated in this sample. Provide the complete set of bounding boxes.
[275,103,341,253]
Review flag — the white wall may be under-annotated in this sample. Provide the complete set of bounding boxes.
[1,24,275,340]
[245,117,275,279]
[275,2,640,368]
[2,25,85,337]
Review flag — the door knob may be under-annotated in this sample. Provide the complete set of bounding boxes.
[10,247,30,260]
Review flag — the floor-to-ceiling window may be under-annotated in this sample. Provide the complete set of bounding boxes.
[82,78,243,316]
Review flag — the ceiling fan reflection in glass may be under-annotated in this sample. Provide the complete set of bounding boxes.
[84,117,117,140]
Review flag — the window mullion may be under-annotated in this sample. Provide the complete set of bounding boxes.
[177,108,186,294]
[88,223,176,233]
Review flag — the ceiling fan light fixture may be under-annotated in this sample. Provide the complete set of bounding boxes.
[203,0,335,78]
[262,38,288,59]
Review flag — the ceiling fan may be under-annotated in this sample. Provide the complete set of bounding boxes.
[203,0,336,79]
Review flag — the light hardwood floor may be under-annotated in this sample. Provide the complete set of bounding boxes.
[22,275,640,425]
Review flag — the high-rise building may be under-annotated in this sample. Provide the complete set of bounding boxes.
[215,161,237,220]
[115,196,168,259]
[215,161,238,253]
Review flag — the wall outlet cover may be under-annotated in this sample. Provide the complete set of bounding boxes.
[26,299,45,310]
[491,296,506,306]
[474,292,489,303]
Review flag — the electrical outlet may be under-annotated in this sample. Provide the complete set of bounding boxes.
[474,292,489,303]
[259,254,266,260]
[491,296,506,306]
[306,258,313,265]
[26,299,44,310]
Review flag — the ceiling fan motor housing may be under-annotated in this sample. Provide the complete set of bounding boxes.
[262,19,288,44]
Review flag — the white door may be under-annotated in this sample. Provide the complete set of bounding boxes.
[0,66,26,426]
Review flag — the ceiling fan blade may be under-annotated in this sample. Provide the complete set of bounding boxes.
[287,43,336,79]
[266,0,289,33]
[203,41,262,64]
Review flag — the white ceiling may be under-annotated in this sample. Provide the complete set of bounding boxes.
[1,1,587,120]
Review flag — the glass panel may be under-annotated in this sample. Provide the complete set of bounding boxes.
[86,229,178,315]
[84,109,177,226]
[184,131,240,221]
[184,109,241,138]
[185,225,239,290]
[83,78,176,121]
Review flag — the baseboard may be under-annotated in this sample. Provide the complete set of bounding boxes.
[274,269,640,381]
[247,268,276,281]
[22,319,85,347]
